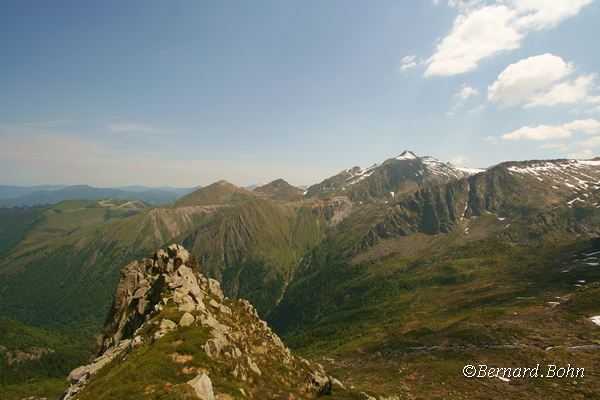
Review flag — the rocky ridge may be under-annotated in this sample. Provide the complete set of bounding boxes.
[62,244,338,399]
[304,150,479,203]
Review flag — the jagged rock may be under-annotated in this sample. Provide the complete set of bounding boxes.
[187,373,215,400]
[331,377,345,389]
[67,365,88,384]
[179,312,195,327]
[132,287,147,299]
[246,356,262,376]
[61,245,334,399]
[160,319,176,330]
[203,334,228,358]
[179,302,196,313]
[136,298,148,314]
[207,278,224,299]
[219,304,232,315]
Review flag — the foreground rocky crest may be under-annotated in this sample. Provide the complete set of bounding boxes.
[62,244,337,399]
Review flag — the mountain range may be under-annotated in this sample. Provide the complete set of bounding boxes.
[1,151,599,399]
[0,185,195,207]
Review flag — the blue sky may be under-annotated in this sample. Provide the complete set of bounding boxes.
[1,0,599,187]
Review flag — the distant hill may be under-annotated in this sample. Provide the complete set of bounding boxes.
[173,180,256,207]
[0,185,190,206]
[253,179,303,201]
[0,185,69,201]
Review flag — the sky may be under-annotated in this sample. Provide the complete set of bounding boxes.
[1,0,599,187]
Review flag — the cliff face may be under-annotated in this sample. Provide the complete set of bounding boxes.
[62,245,337,399]
[305,152,473,203]
[356,160,600,252]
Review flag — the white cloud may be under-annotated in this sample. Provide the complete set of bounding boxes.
[447,84,480,115]
[563,119,600,135]
[487,54,598,109]
[568,149,594,159]
[425,5,521,77]
[487,53,573,107]
[512,0,594,31]
[456,84,479,100]
[424,1,592,77]
[501,124,571,141]
[526,74,595,107]
[451,154,470,165]
[106,122,165,134]
[399,55,420,72]
[500,118,600,141]
[578,136,600,148]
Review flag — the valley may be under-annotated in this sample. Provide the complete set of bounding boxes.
[1,153,599,399]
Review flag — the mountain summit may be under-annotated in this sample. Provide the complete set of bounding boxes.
[253,179,303,201]
[304,151,480,202]
[395,150,418,160]
[62,244,339,399]
[173,181,255,207]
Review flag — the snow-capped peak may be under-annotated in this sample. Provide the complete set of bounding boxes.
[396,150,417,160]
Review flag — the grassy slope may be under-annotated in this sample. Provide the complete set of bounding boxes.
[181,198,324,315]
[0,202,215,332]
[269,214,600,398]
[172,181,255,207]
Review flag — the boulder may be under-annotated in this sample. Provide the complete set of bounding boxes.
[179,312,195,327]
[207,278,224,299]
[67,365,88,384]
[187,373,215,400]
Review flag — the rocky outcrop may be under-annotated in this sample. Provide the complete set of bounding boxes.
[355,160,600,252]
[304,152,474,203]
[312,196,353,226]
[356,180,470,252]
[61,244,335,399]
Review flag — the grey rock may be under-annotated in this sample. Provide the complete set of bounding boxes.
[187,373,215,400]
[179,312,195,327]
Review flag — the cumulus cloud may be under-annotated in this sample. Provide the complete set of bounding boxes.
[425,5,520,77]
[563,119,600,135]
[512,0,594,30]
[527,75,596,107]
[487,54,598,109]
[500,118,600,141]
[424,1,592,77]
[501,125,571,141]
[487,54,572,106]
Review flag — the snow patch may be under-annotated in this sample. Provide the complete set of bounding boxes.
[396,150,417,160]
[456,167,485,175]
